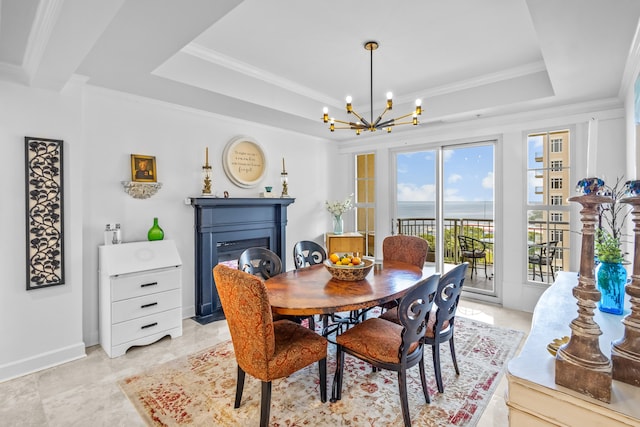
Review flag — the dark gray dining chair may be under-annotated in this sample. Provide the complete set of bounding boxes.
[238,247,282,279]
[293,240,327,269]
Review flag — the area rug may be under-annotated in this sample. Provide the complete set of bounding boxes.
[119,317,524,426]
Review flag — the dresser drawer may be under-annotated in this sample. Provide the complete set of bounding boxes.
[112,288,181,324]
[111,308,182,346]
[111,268,180,301]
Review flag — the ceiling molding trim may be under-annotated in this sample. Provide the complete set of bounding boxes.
[22,0,64,84]
[401,61,548,103]
[619,18,640,98]
[183,42,337,106]
[0,62,29,85]
[84,83,328,142]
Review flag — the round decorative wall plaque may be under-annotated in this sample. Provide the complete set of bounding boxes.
[222,136,267,188]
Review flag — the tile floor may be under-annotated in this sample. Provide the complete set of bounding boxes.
[0,299,532,426]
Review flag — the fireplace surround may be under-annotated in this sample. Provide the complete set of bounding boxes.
[190,197,295,324]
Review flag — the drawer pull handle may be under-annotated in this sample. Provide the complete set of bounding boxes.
[141,302,158,309]
[140,282,158,288]
[141,322,158,330]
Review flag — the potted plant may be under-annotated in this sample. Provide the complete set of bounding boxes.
[595,176,630,314]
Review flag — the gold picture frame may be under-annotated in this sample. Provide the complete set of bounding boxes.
[131,154,157,182]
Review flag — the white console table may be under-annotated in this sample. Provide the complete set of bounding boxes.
[506,272,640,426]
[99,240,182,358]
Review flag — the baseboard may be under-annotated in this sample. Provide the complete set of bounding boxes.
[0,342,86,383]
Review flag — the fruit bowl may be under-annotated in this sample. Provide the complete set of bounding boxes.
[324,258,374,281]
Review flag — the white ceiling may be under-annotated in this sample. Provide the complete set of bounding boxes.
[1,0,640,141]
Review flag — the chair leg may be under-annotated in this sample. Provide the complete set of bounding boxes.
[309,316,316,331]
[260,381,272,427]
[432,343,444,394]
[550,264,555,280]
[484,257,488,278]
[397,369,412,427]
[418,353,431,404]
[318,357,327,402]
[234,365,245,408]
[330,346,345,402]
[449,337,460,375]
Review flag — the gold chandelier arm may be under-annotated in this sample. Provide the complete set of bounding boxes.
[372,107,392,127]
[390,111,418,122]
[331,118,364,127]
[348,109,371,127]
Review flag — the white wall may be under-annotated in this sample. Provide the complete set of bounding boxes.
[0,80,85,381]
[81,86,335,346]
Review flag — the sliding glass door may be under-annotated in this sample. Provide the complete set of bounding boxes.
[395,142,495,295]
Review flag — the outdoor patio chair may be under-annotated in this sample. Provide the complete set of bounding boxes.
[528,241,559,281]
[457,235,487,279]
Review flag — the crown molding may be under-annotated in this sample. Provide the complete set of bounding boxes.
[22,0,64,84]
[397,61,548,104]
[183,43,336,106]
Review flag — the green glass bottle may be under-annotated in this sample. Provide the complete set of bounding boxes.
[147,217,164,241]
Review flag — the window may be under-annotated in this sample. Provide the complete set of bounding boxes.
[355,153,375,256]
[550,229,564,242]
[527,129,571,283]
[551,160,563,171]
[550,212,563,222]
[551,195,563,206]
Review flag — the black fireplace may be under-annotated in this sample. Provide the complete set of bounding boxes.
[190,197,295,324]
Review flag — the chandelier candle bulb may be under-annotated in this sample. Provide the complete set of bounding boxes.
[205,147,209,167]
[282,158,285,173]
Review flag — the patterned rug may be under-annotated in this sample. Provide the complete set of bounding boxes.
[119,317,524,426]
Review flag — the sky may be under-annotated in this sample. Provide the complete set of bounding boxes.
[396,144,494,202]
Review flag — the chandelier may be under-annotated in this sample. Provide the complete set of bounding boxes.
[322,41,422,134]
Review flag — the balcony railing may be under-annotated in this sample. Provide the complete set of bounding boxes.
[397,217,567,282]
[396,217,494,264]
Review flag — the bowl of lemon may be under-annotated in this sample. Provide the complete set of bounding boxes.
[324,254,374,281]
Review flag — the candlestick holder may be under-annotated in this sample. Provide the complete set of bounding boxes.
[612,182,640,386]
[202,164,212,195]
[280,171,289,198]
[555,189,612,402]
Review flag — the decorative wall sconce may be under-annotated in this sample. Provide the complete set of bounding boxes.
[121,181,162,199]
[281,157,289,198]
[202,147,212,195]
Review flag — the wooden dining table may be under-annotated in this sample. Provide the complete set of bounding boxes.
[264,260,438,317]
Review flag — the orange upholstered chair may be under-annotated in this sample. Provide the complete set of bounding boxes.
[213,264,328,427]
[331,273,440,427]
[383,234,429,268]
[379,235,429,311]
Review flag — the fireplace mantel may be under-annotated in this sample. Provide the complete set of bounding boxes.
[190,197,295,324]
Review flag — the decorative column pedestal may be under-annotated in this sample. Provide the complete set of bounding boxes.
[612,195,640,386]
[556,194,612,402]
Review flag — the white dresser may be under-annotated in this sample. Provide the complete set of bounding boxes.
[99,240,183,358]
[506,272,640,426]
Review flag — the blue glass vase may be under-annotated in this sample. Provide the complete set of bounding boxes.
[596,261,627,315]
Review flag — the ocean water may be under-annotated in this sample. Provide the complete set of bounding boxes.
[397,201,494,220]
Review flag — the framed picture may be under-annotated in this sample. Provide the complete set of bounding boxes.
[222,136,267,188]
[25,136,65,290]
[131,154,157,182]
